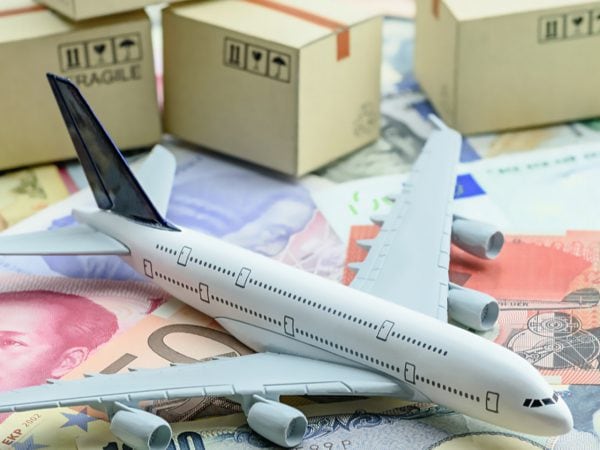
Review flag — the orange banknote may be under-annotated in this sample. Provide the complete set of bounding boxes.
[344,226,600,384]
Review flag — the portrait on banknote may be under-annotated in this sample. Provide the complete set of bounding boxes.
[0,274,167,392]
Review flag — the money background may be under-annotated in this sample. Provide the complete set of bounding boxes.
[1,9,600,450]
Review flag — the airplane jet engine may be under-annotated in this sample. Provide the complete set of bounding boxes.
[451,216,504,259]
[109,405,172,450]
[448,285,499,331]
[246,397,308,448]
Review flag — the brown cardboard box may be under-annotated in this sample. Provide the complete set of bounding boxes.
[0,1,160,170]
[415,0,600,134]
[163,0,382,176]
[36,0,184,21]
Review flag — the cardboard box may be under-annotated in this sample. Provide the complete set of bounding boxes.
[0,1,160,170]
[36,0,184,21]
[415,0,600,134]
[163,0,381,176]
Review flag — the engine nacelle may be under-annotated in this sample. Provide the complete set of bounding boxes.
[448,285,499,331]
[110,405,172,450]
[451,216,504,259]
[246,398,307,448]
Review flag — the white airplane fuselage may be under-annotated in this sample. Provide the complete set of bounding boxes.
[76,209,572,436]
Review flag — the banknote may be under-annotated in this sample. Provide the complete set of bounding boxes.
[1,144,345,282]
[311,173,509,244]
[0,165,69,231]
[343,226,600,385]
[74,394,600,450]
[468,142,600,234]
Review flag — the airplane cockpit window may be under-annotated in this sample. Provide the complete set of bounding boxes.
[522,392,560,408]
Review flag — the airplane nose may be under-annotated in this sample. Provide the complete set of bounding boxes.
[536,398,573,435]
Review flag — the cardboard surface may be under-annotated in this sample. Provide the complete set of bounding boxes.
[164,0,381,176]
[415,0,600,134]
[36,0,185,21]
[0,1,160,170]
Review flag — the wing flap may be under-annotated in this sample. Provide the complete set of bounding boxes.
[0,225,129,255]
[0,353,408,413]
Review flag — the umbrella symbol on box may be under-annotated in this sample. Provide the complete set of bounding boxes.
[271,55,287,79]
[119,38,137,61]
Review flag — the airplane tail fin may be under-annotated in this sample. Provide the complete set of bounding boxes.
[46,73,177,231]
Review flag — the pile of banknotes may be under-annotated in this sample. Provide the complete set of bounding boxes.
[1,17,600,450]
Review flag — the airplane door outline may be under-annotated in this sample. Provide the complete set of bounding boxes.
[236,268,251,288]
[143,259,153,278]
[404,362,415,384]
[178,246,192,266]
[199,283,210,303]
[284,316,295,336]
[486,391,499,413]
[377,320,394,341]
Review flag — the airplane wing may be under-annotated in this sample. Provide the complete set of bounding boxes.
[0,353,412,413]
[0,225,129,255]
[350,117,461,321]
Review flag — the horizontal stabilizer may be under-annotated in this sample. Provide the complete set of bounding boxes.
[0,225,129,255]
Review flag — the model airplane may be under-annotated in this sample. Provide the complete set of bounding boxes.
[0,74,572,450]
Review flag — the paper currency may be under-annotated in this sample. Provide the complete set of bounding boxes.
[2,144,345,282]
[311,173,509,244]
[74,395,600,449]
[468,142,600,234]
[0,165,69,231]
[0,273,166,394]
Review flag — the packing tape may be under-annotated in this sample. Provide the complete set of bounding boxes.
[244,0,350,61]
[432,0,440,18]
[0,4,46,17]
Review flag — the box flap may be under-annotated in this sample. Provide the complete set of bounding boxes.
[169,0,377,48]
[0,1,69,43]
[0,0,146,44]
[444,0,583,20]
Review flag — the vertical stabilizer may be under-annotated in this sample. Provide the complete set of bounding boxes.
[47,73,176,231]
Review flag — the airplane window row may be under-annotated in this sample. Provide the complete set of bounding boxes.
[155,270,199,294]
[523,392,560,408]
[211,293,282,327]
[416,374,480,402]
[296,327,403,373]
[156,244,237,279]
[390,331,448,357]
[247,277,379,330]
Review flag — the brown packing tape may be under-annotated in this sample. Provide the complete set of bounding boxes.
[432,0,440,18]
[0,4,46,17]
[243,0,350,60]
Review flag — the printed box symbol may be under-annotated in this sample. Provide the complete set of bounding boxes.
[59,43,87,71]
[539,15,564,41]
[246,45,268,75]
[565,11,591,38]
[268,51,290,82]
[592,9,600,34]
[224,38,246,69]
[114,34,142,63]
[87,38,115,68]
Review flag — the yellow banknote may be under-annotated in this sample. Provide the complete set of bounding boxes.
[0,165,69,230]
